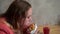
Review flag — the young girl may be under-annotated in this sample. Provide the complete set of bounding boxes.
[0,0,37,34]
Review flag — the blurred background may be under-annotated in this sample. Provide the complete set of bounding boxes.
[0,0,60,34]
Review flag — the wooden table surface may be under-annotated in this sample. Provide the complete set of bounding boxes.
[37,25,60,34]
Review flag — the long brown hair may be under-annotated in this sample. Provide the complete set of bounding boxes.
[1,0,31,29]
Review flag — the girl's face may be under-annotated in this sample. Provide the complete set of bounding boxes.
[24,8,32,28]
[18,7,32,29]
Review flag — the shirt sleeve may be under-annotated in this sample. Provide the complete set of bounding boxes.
[0,31,6,34]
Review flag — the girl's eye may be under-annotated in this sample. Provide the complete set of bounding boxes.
[28,16,30,18]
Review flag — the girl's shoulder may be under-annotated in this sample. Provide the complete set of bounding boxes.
[0,23,14,34]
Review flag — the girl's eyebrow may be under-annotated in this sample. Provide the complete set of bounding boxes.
[28,15,32,17]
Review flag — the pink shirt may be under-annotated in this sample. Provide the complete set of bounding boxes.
[0,18,14,34]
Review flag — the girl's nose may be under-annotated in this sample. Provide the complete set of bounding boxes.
[29,17,33,23]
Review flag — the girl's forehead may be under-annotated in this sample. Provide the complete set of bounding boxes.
[26,8,32,16]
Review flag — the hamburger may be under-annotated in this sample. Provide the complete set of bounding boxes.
[29,23,35,31]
